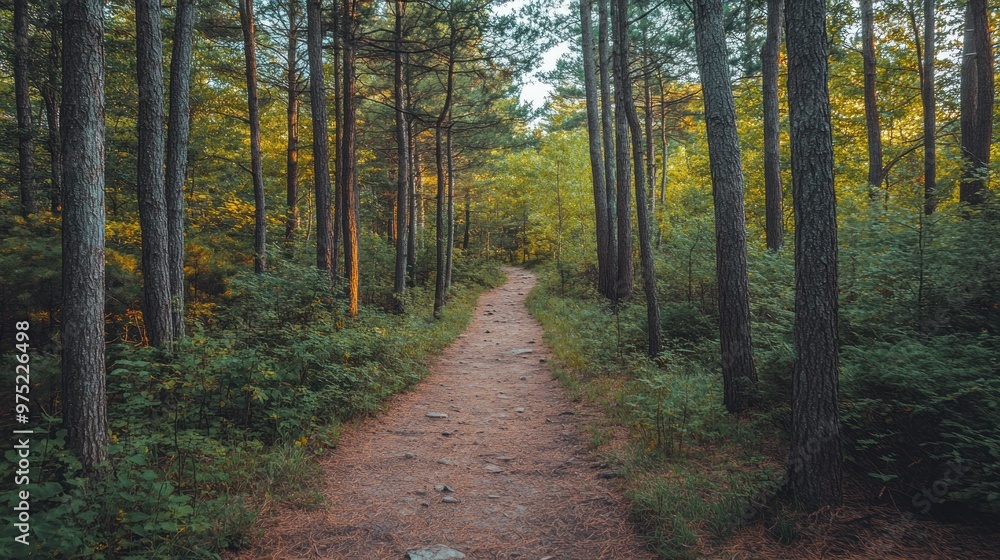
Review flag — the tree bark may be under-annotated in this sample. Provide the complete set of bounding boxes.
[407,112,418,282]
[611,0,632,301]
[166,0,195,340]
[762,0,783,250]
[286,0,301,244]
[307,0,334,274]
[137,0,173,348]
[959,0,993,205]
[43,0,63,214]
[445,125,455,289]
[920,0,935,214]
[860,0,882,197]
[332,2,342,280]
[693,0,758,413]
[786,0,843,509]
[392,0,409,312]
[598,0,618,299]
[341,0,360,314]
[616,0,662,357]
[580,0,614,299]
[239,0,267,274]
[62,0,109,472]
[433,28,456,319]
[14,0,37,217]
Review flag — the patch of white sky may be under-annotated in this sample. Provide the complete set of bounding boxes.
[494,0,574,110]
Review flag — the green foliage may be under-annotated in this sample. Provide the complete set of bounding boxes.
[0,258,497,558]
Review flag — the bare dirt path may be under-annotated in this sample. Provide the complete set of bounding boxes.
[239,267,657,559]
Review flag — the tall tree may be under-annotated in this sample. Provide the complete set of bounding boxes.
[860,0,882,197]
[762,0,783,250]
[341,0,361,314]
[615,0,662,357]
[959,0,993,205]
[392,0,409,312]
[580,0,614,299]
[136,0,173,347]
[42,0,62,213]
[918,0,935,214]
[307,0,334,274]
[433,26,456,319]
[445,124,455,289]
[693,0,757,413]
[62,0,109,471]
[238,0,267,273]
[286,0,301,243]
[165,0,196,339]
[786,0,843,509]
[598,0,618,300]
[14,0,37,217]
[611,0,632,301]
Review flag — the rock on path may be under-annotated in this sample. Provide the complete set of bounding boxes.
[231,267,656,559]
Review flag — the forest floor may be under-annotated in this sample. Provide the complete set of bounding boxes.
[231,267,658,559]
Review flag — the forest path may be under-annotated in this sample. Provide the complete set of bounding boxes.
[238,267,656,559]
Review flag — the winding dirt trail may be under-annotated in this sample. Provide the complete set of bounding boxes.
[239,268,656,559]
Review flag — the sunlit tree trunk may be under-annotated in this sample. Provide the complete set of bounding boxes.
[786,0,843,510]
[580,0,613,299]
[239,0,267,274]
[136,0,173,348]
[341,0,360,314]
[959,0,993,205]
[166,0,195,339]
[693,0,757,413]
[861,0,883,198]
[616,0,661,357]
[307,0,334,275]
[762,0,783,250]
[14,0,37,217]
[392,0,409,312]
[433,30,456,319]
[445,124,455,290]
[333,3,343,280]
[286,0,301,244]
[611,0,632,301]
[62,0,109,472]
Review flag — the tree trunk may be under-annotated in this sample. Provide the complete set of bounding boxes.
[860,0,882,197]
[959,0,993,205]
[762,0,783,250]
[62,0,109,472]
[693,0,758,413]
[392,0,409,312]
[920,0,935,214]
[611,0,632,301]
[407,114,418,281]
[307,0,334,274]
[332,2,342,280]
[616,0,662,357]
[286,0,301,244]
[786,0,843,509]
[137,0,173,348]
[43,0,63,214]
[462,187,471,250]
[239,0,267,274]
[642,28,655,217]
[580,0,614,300]
[598,0,618,299]
[433,30,456,319]
[445,125,455,289]
[341,0,360,314]
[166,0,195,340]
[14,0,37,217]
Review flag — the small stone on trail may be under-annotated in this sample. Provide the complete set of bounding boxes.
[557,411,575,416]
[442,496,460,503]
[437,458,455,465]
[488,495,501,499]
[507,348,533,355]
[515,408,525,413]
[404,453,415,459]
[441,430,455,437]
[497,456,514,462]
[434,484,454,493]
[426,412,448,419]
[485,330,491,333]
[405,544,466,559]
[485,464,505,473]
[520,376,527,380]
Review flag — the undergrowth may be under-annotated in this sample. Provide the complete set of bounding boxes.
[0,257,503,559]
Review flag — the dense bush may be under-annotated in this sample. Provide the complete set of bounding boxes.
[0,257,503,558]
